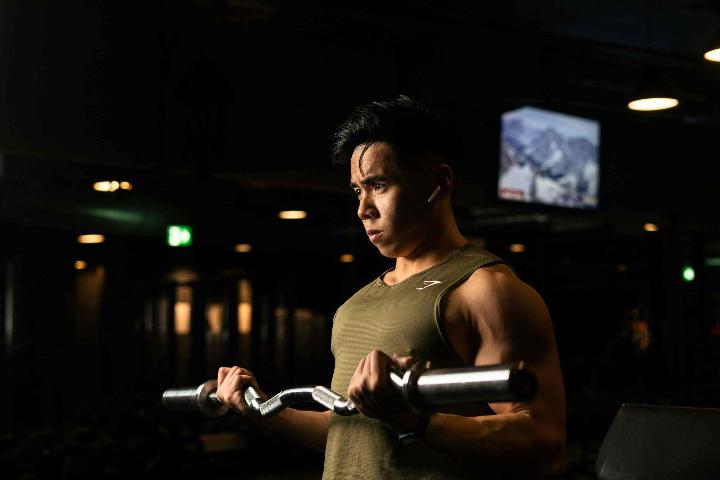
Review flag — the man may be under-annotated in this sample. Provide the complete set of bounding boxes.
[216,95,566,479]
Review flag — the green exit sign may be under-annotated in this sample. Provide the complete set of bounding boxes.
[681,265,695,283]
[167,225,193,247]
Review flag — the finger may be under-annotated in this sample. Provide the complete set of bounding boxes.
[222,368,245,393]
[215,367,237,403]
[370,351,402,413]
[219,366,240,390]
[218,368,226,387]
[394,355,415,370]
[363,353,378,394]
[233,367,255,379]
[350,388,382,418]
[371,351,391,391]
[369,349,390,377]
[221,372,257,413]
[238,374,266,400]
[349,355,373,402]
[355,356,367,376]
[233,375,253,403]
[218,366,232,386]
[349,357,367,390]
[347,356,366,397]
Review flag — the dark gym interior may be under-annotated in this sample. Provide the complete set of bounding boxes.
[1,1,720,478]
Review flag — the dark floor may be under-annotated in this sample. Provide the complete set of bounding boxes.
[0,426,604,480]
[0,394,627,480]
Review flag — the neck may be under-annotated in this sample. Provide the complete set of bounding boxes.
[393,212,468,279]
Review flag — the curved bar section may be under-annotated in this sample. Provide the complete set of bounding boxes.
[312,386,356,415]
[243,384,264,412]
[257,386,316,416]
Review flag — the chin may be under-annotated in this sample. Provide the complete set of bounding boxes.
[371,242,393,258]
[373,242,406,259]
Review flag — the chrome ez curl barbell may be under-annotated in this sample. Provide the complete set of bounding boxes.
[161,361,538,418]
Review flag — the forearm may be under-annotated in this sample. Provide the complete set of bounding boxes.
[425,412,565,473]
[253,408,330,454]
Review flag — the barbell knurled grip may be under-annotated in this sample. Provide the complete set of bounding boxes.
[312,386,356,415]
[256,395,281,416]
[312,386,341,410]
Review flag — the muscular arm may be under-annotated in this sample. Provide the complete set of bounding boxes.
[349,266,566,474]
[426,265,567,474]
[215,366,331,454]
[255,408,331,454]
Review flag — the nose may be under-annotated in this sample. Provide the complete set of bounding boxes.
[357,193,378,221]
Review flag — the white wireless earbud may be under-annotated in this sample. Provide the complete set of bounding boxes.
[426,185,441,204]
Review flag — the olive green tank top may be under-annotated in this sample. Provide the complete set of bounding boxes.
[322,242,507,480]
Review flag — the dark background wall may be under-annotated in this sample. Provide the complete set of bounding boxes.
[1,1,720,478]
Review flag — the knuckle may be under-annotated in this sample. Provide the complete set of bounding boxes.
[369,378,381,392]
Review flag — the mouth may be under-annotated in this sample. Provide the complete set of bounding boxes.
[366,230,383,242]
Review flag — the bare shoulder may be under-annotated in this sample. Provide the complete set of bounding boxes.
[455,263,554,358]
[456,263,545,310]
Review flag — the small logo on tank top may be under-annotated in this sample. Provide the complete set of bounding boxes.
[416,280,443,290]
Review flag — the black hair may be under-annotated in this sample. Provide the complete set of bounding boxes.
[329,95,462,170]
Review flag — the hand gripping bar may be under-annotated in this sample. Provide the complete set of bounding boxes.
[161,361,537,418]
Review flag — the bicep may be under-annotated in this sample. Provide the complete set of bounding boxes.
[470,274,565,424]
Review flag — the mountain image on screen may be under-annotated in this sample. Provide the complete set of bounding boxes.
[498,106,600,209]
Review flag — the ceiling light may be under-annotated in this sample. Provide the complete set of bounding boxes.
[278,210,307,220]
[93,180,133,192]
[167,268,198,284]
[628,98,679,111]
[94,181,114,192]
[234,243,252,253]
[627,71,679,111]
[78,234,105,244]
[643,223,659,232]
[509,243,526,253]
[339,254,354,263]
[705,48,720,62]
[703,29,720,62]
[74,260,87,270]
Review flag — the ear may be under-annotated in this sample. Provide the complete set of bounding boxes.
[436,163,454,191]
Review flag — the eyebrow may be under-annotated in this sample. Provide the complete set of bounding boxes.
[349,175,388,189]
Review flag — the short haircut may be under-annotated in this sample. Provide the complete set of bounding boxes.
[329,95,462,170]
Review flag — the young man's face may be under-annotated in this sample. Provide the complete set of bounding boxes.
[349,142,435,258]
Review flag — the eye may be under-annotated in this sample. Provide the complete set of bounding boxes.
[372,183,385,191]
